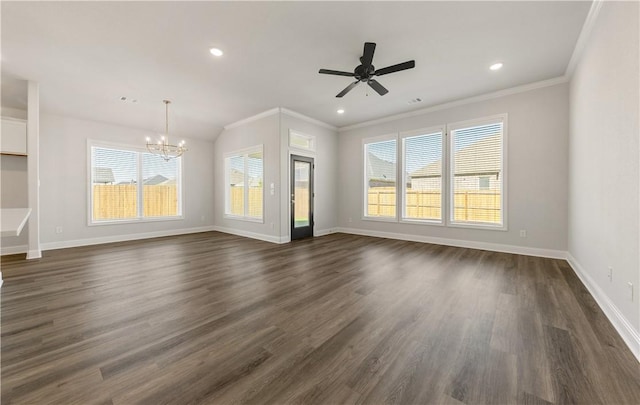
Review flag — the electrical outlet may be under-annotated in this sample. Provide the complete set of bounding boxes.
[200,215,205,221]
[270,222,275,229]
[628,282,634,301]
[519,230,527,238]
[607,267,613,282]
[348,217,353,223]
[55,226,63,234]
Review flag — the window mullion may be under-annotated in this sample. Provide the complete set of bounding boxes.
[137,152,143,219]
[244,153,249,218]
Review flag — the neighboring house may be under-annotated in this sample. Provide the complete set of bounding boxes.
[410,134,501,191]
[229,169,244,186]
[93,167,115,184]
[366,152,396,188]
[143,174,169,185]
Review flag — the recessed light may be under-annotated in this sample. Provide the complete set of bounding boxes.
[209,48,224,57]
[337,109,345,114]
[489,62,503,71]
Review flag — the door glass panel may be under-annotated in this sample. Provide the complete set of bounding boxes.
[294,161,310,228]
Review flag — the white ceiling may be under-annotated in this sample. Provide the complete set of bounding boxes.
[1,1,591,140]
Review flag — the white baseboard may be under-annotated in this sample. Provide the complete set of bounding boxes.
[26,249,42,259]
[315,228,337,237]
[40,226,216,251]
[1,244,28,256]
[566,253,640,362]
[212,226,285,244]
[335,227,567,259]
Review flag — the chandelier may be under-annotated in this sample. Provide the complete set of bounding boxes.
[146,100,187,161]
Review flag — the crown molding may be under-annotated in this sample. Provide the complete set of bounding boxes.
[565,0,604,77]
[223,108,280,130]
[280,107,337,131]
[338,76,569,132]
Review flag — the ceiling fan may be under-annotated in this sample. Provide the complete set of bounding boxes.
[319,42,415,98]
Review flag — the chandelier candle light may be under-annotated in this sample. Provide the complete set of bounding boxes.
[146,100,187,161]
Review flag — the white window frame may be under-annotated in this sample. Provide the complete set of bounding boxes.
[87,139,184,226]
[400,125,446,226]
[446,114,508,230]
[362,133,399,222]
[224,144,264,223]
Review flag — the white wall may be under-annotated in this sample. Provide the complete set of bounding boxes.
[39,114,215,248]
[338,83,570,254]
[213,112,281,241]
[568,0,639,347]
[279,111,339,238]
[212,109,338,242]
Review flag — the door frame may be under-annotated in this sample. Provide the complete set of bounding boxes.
[290,154,314,240]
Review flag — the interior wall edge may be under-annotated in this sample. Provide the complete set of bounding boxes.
[566,253,640,363]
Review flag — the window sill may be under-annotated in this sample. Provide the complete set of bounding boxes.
[224,214,264,224]
[361,216,398,223]
[400,218,444,226]
[89,215,184,226]
[447,221,507,231]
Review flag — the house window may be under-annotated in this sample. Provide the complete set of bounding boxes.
[362,114,506,230]
[90,144,182,224]
[364,136,397,219]
[401,127,444,223]
[289,130,316,152]
[225,146,263,221]
[449,117,505,227]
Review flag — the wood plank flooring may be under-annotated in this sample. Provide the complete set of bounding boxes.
[1,232,639,404]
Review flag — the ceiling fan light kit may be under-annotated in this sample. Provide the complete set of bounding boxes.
[318,42,416,98]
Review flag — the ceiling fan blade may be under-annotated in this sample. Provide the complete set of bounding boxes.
[319,69,355,77]
[368,79,388,96]
[361,42,376,67]
[336,81,360,98]
[375,60,415,76]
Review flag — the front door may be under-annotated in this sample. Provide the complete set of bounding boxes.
[291,155,314,240]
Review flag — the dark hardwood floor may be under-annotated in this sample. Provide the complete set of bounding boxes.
[1,232,639,404]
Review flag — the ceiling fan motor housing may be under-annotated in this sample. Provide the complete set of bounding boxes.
[355,64,375,81]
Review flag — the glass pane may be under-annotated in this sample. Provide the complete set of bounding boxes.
[365,139,397,218]
[228,155,244,216]
[92,147,138,221]
[247,151,263,219]
[142,154,179,217]
[451,122,503,225]
[404,132,443,221]
[294,161,310,228]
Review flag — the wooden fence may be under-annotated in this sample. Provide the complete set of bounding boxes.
[367,187,501,223]
[229,187,264,218]
[93,184,178,220]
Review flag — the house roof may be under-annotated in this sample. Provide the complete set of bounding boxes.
[411,134,501,178]
[93,167,115,184]
[143,174,169,185]
[366,152,396,181]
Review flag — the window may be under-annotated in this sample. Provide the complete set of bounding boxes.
[364,136,397,219]
[401,127,444,222]
[289,130,316,152]
[361,114,506,230]
[90,144,182,224]
[225,146,263,221]
[449,117,505,227]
